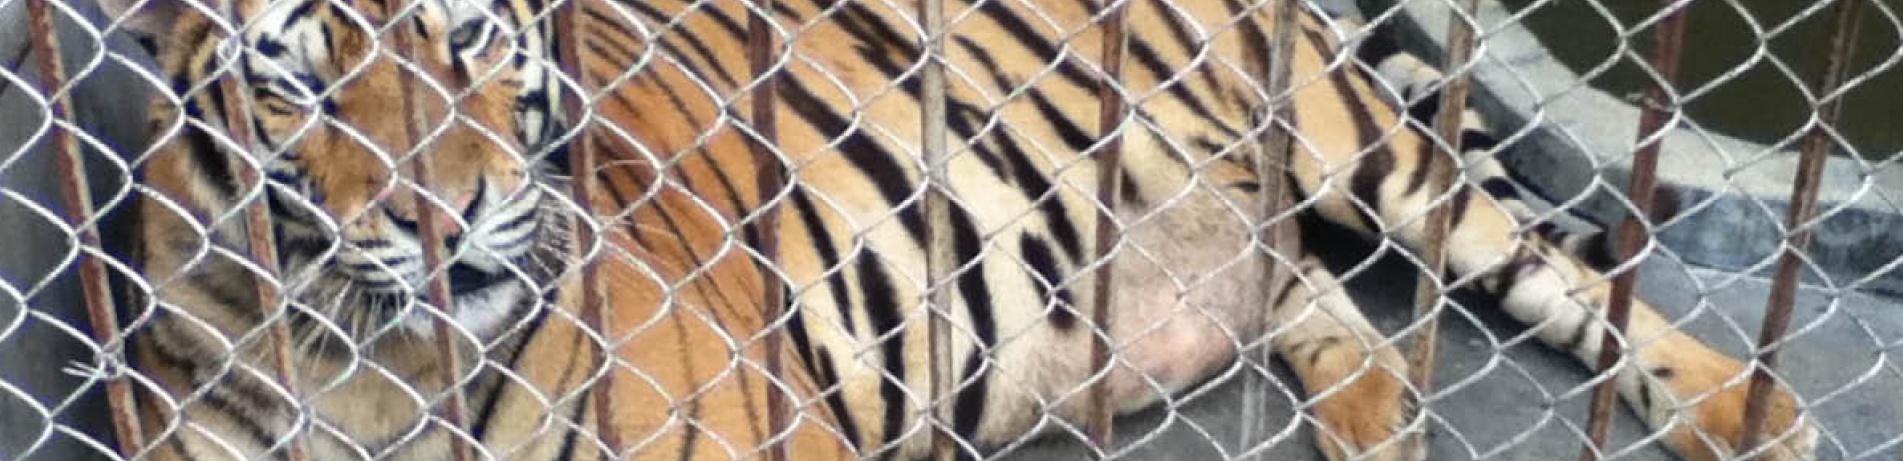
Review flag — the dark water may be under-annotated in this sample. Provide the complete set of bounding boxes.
[1497,0,1901,159]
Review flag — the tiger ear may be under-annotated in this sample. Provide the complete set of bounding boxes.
[95,0,183,54]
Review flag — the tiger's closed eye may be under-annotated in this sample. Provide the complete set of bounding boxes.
[257,81,320,115]
[448,19,498,56]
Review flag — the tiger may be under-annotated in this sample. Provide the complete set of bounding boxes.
[106,0,1822,457]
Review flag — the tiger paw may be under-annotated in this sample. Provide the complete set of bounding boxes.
[1664,379,1818,461]
[1309,370,1424,461]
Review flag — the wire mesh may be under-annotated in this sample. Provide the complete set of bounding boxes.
[1,0,1900,460]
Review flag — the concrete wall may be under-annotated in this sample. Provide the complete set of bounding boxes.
[0,1,155,458]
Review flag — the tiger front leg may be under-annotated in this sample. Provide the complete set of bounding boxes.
[1269,256,1424,461]
[1407,180,1818,460]
[1293,153,1815,460]
[1481,246,1818,461]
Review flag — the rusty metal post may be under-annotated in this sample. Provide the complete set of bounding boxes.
[1404,0,1480,414]
[551,0,625,456]
[25,0,148,456]
[743,0,790,458]
[916,0,959,457]
[1578,3,1690,460]
[385,6,477,460]
[1736,0,1864,457]
[1084,0,1129,455]
[204,1,317,459]
[1240,0,1302,457]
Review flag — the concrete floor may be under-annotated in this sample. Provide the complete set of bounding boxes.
[997,225,1903,461]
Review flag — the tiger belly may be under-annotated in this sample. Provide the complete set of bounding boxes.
[783,180,1270,458]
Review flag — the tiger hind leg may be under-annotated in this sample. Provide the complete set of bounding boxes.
[1270,255,1423,461]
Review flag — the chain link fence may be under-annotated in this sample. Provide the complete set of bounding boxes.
[1,0,1898,459]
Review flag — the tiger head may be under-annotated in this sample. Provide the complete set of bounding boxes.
[131,0,572,339]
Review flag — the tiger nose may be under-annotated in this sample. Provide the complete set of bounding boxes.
[383,190,480,245]
[437,191,479,246]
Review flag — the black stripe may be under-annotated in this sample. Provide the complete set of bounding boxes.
[551,390,587,461]
[1403,141,1441,197]
[1151,0,1230,112]
[1347,148,1394,231]
[594,3,743,88]
[954,0,1096,89]
[951,37,1085,261]
[1301,337,1343,367]
[778,78,926,243]
[1320,48,1395,231]
[1119,170,1144,207]
[1637,380,1654,412]
[785,308,863,449]
[1405,92,1442,124]
[1269,268,1304,309]
[998,131,1084,262]
[144,329,281,453]
[789,189,856,335]
[1479,177,1518,201]
[1126,37,1243,139]
[1353,25,1403,72]
[1447,187,1473,229]
[1221,0,1272,83]
[469,307,550,441]
[1021,86,1097,153]
[813,346,863,450]
[692,143,764,253]
[1580,233,1617,270]
[1560,307,1595,354]
[283,0,319,23]
[1492,247,1539,293]
[675,398,702,461]
[1019,235,1074,330]
[1532,222,1563,239]
[812,10,1013,180]
[949,209,994,443]
[1461,129,1499,153]
[183,260,264,323]
[253,37,288,58]
[180,105,240,198]
[853,252,909,446]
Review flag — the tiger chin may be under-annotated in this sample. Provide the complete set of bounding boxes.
[108,0,1819,458]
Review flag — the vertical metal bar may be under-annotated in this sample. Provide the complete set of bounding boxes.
[1242,0,1301,456]
[1578,2,1689,460]
[1736,0,1862,457]
[916,0,958,457]
[24,0,148,456]
[1084,0,1129,454]
[743,0,789,458]
[1256,0,1301,273]
[209,1,315,459]
[1404,0,1480,413]
[553,0,623,456]
[385,7,476,461]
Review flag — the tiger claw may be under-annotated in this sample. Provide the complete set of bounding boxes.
[1316,423,1425,461]
[1661,365,1820,461]
[1309,370,1424,461]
